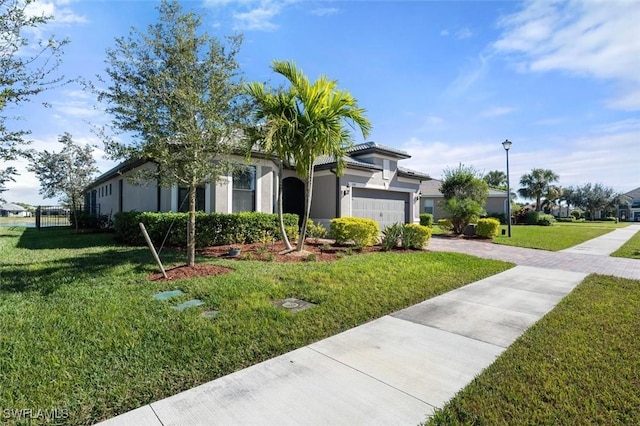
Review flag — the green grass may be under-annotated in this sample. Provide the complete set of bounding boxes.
[428,274,640,425]
[611,229,640,259]
[493,222,628,251]
[0,227,511,425]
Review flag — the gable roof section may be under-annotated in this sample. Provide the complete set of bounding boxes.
[0,203,25,211]
[624,187,640,200]
[314,154,383,172]
[397,166,430,180]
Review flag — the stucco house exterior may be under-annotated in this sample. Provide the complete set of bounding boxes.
[83,142,430,230]
[619,186,640,222]
[418,179,509,221]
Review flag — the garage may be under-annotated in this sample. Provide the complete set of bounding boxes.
[351,188,409,229]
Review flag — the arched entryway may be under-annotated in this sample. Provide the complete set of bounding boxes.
[282,177,305,226]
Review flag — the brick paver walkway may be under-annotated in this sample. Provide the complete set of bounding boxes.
[429,235,640,280]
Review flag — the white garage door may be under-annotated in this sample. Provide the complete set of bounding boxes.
[351,188,408,229]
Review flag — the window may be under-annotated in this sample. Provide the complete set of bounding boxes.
[423,199,434,214]
[109,183,112,196]
[233,166,256,212]
[178,186,205,212]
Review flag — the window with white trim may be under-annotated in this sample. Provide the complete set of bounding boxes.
[232,166,256,212]
[423,199,434,214]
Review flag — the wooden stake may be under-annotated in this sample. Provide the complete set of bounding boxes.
[139,222,168,279]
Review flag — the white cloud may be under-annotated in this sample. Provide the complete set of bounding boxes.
[479,106,516,118]
[494,0,640,111]
[424,115,444,125]
[445,53,489,97]
[25,1,87,24]
[311,7,338,17]
[234,7,279,31]
[455,27,473,40]
[400,123,639,193]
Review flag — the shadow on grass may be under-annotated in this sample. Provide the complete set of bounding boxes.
[16,228,118,250]
[2,229,187,295]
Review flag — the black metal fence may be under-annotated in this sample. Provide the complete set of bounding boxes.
[35,204,101,229]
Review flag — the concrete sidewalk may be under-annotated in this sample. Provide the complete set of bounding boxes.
[99,225,639,426]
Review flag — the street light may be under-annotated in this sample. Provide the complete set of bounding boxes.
[502,139,512,237]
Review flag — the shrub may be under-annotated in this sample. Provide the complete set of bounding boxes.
[604,216,618,222]
[525,210,541,225]
[402,224,431,249]
[486,212,506,225]
[537,214,556,226]
[557,217,574,222]
[443,197,484,234]
[306,220,327,240]
[329,217,379,249]
[113,211,299,247]
[476,218,501,238]
[571,209,582,220]
[380,223,403,251]
[285,225,299,243]
[437,218,453,232]
[419,213,434,227]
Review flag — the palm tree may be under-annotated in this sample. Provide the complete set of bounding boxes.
[518,168,560,212]
[483,170,506,190]
[270,60,372,252]
[244,82,299,250]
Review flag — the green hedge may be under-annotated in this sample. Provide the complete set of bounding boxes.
[402,223,432,249]
[329,217,379,249]
[477,218,501,238]
[114,211,298,247]
[419,213,434,227]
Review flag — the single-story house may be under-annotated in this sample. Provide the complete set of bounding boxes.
[619,186,640,222]
[83,142,431,230]
[0,203,29,217]
[419,179,509,220]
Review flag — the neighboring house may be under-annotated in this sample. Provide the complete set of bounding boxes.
[83,142,430,229]
[0,203,29,217]
[419,179,509,221]
[619,187,640,222]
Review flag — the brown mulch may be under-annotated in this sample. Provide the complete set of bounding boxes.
[148,239,421,281]
[148,263,234,281]
[199,239,384,263]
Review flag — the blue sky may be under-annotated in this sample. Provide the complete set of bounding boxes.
[4,0,639,206]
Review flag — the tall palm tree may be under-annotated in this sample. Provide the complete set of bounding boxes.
[518,168,560,212]
[244,82,299,250]
[483,170,507,190]
[271,60,372,252]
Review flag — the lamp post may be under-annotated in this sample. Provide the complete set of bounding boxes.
[502,139,512,237]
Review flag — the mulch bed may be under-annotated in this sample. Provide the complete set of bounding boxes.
[148,239,423,281]
[199,239,384,263]
[148,263,234,281]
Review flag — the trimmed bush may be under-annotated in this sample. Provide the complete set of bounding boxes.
[486,212,507,225]
[113,211,298,247]
[70,210,112,230]
[419,213,434,227]
[402,223,432,249]
[329,217,379,249]
[557,217,574,222]
[571,209,582,220]
[380,223,403,251]
[537,213,556,226]
[306,220,327,239]
[477,218,501,238]
[437,218,453,232]
[525,210,541,225]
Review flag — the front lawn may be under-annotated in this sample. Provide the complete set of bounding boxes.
[493,222,626,251]
[428,274,640,425]
[611,229,640,259]
[0,227,510,425]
